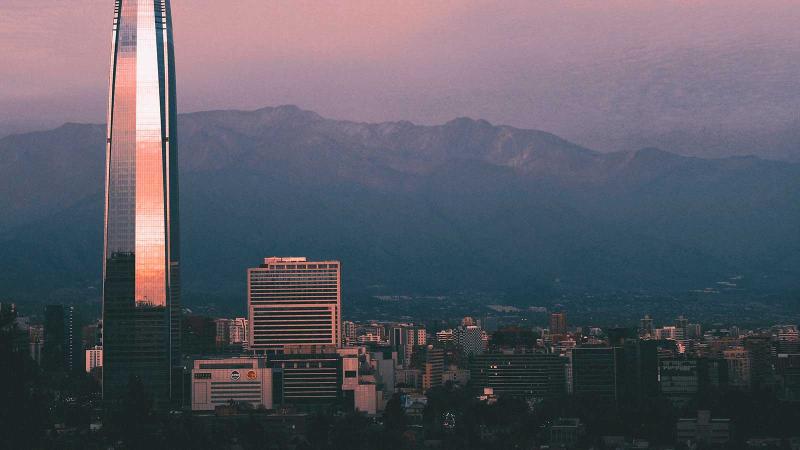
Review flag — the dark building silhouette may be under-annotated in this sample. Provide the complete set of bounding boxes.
[550,312,567,337]
[43,305,80,372]
[744,335,772,390]
[471,352,566,398]
[571,347,618,401]
[269,346,342,407]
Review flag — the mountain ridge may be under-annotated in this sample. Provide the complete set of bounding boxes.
[1,105,798,304]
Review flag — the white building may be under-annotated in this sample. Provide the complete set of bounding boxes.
[248,257,341,353]
[191,358,272,411]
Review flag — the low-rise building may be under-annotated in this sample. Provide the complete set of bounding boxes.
[676,410,731,447]
[191,357,273,411]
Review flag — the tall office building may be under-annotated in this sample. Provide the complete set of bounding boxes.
[102,0,180,409]
[550,312,567,337]
[248,257,341,353]
[43,305,81,373]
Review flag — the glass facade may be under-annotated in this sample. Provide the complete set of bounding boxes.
[103,0,180,410]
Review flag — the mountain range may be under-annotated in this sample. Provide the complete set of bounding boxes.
[1,105,799,305]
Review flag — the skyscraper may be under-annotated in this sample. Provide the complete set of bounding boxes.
[102,0,180,409]
[248,257,341,353]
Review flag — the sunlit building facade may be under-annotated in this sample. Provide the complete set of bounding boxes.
[248,257,341,353]
[102,0,180,409]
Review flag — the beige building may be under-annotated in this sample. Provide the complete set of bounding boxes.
[191,358,273,411]
[248,257,341,353]
[85,346,103,373]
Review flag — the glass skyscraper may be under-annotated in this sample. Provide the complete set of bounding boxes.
[103,0,180,410]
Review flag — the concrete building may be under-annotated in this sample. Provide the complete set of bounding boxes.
[343,321,357,345]
[640,315,654,337]
[229,317,248,349]
[744,335,772,389]
[571,347,619,401]
[660,359,699,406]
[191,358,273,411]
[676,410,731,446]
[44,304,80,373]
[455,325,485,357]
[390,325,425,366]
[419,345,444,390]
[550,418,585,449]
[471,352,566,398]
[269,345,342,406]
[215,318,232,348]
[85,346,103,373]
[549,312,567,337]
[436,329,455,344]
[724,347,751,389]
[338,347,379,414]
[357,333,382,344]
[370,350,397,398]
[443,365,471,387]
[248,257,341,353]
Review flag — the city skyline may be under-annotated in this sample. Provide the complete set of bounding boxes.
[0,2,799,447]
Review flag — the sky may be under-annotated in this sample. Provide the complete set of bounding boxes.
[2,0,800,156]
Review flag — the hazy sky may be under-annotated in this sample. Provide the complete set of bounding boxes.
[2,1,800,153]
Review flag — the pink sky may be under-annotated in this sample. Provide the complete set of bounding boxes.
[2,1,799,152]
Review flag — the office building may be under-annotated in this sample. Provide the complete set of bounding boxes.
[390,324,425,365]
[724,347,751,389]
[775,326,800,354]
[86,346,104,373]
[436,329,455,344]
[338,347,379,414]
[550,418,585,449]
[229,317,248,349]
[269,345,342,405]
[215,318,232,348]
[640,315,654,337]
[776,353,800,401]
[419,345,444,390]
[675,316,689,342]
[660,359,699,406]
[571,347,619,401]
[102,0,181,410]
[615,338,659,405]
[676,411,731,446]
[248,257,340,353]
[43,305,80,372]
[343,321,357,345]
[191,358,273,411]
[744,335,772,389]
[28,324,44,365]
[471,352,566,398]
[455,325,485,357]
[550,312,567,337]
[370,350,397,396]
